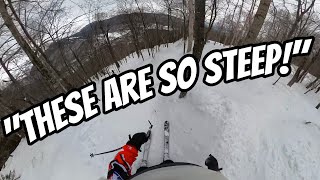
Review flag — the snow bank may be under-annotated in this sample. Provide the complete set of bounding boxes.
[1,41,320,180]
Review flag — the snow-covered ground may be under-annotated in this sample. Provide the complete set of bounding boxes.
[1,41,320,180]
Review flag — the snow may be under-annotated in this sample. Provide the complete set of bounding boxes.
[1,40,320,180]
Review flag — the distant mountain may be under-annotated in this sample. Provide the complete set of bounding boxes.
[72,13,183,38]
[29,12,184,79]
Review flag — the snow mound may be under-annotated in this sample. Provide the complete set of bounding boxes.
[1,41,320,180]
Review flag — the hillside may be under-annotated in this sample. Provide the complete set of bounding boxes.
[1,41,320,180]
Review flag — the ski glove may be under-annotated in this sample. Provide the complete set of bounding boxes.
[126,132,148,150]
[205,154,223,172]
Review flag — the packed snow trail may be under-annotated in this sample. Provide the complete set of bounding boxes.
[1,41,320,180]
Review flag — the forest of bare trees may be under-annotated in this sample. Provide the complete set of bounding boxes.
[1,0,320,170]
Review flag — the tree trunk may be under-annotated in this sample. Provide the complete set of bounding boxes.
[305,81,320,94]
[306,78,319,89]
[183,0,187,53]
[287,70,300,87]
[299,72,308,83]
[97,21,120,69]
[57,42,85,85]
[127,14,143,59]
[167,7,171,47]
[298,48,320,83]
[152,13,161,52]
[106,29,120,69]
[287,66,304,87]
[135,0,152,55]
[224,0,239,45]
[316,103,320,109]
[68,45,90,80]
[0,0,68,92]
[230,0,244,45]
[216,1,230,45]
[187,0,194,52]
[204,0,217,42]
[192,0,206,60]
[287,58,307,87]
[180,0,205,98]
[239,0,257,44]
[242,0,271,44]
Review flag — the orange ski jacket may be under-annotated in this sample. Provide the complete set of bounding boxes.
[108,145,138,180]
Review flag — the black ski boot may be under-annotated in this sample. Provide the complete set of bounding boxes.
[205,154,223,172]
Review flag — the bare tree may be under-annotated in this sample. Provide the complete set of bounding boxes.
[298,47,320,82]
[286,0,316,38]
[223,0,239,45]
[306,77,319,89]
[0,0,69,92]
[192,0,206,59]
[287,58,307,87]
[127,13,144,59]
[163,0,174,47]
[180,0,205,98]
[117,1,144,59]
[223,0,240,44]
[204,0,217,42]
[186,0,194,52]
[263,4,291,42]
[216,0,231,45]
[182,0,187,53]
[134,0,153,56]
[239,0,257,42]
[296,8,315,37]
[170,0,188,53]
[242,0,272,44]
[0,52,37,105]
[304,79,320,94]
[288,47,320,87]
[96,21,121,69]
[230,0,244,45]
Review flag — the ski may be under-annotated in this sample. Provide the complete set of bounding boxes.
[163,121,170,161]
[140,121,153,167]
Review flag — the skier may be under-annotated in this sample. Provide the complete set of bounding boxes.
[106,132,226,180]
[106,132,148,180]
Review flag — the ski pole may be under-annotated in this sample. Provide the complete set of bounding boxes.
[90,147,122,158]
[90,121,153,158]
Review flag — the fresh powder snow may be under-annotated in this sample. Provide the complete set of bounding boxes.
[1,41,320,180]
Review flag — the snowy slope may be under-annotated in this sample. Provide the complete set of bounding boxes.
[1,41,320,180]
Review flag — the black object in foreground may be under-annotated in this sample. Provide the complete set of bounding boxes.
[205,154,223,171]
